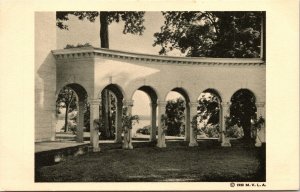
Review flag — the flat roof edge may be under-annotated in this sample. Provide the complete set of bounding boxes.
[52,47,265,64]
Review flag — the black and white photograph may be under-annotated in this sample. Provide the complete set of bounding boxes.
[0,0,299,191]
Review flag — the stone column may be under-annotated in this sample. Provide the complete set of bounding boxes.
[255,102,266,147]
[189,102,198,147]
[150,102,157,142]
[123,100,134,149]
[89,99,101,152]
[51,108,57,141]
[157,101,167,148]
[76,101,84,142]
[221,102,231,147]
[115,100,123,143]
[185,103,191,142]
[218,102,222,142]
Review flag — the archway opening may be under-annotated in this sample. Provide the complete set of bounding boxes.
[55,83,88,142]
[165,88,190,141]
[196,89,222,140]
[229,89,257,142]
[100,84,124,141]
[132,86,158,141]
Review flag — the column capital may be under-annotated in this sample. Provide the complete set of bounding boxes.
[256,102,265,107]
[89,98,101,105]
[124,100,134,107]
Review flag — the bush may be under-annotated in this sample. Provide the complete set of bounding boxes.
[64,43,92,49]
[136,125,159,135]
[226,125,244,138]
[136,125,150,135]
[202,124,220,138]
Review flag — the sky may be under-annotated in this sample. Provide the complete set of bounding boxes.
[57,12,183,56]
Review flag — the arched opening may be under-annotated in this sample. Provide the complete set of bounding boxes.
[196,89,222,140]
[229,89,257,142]
[132,86,158,142]
[100,84,124,142]
[55,83,88,142]
[165,88,190,141]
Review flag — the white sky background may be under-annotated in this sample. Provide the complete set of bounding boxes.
[57,12,184,56]
[57,12,185,117]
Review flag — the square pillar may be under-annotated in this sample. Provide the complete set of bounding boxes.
[255,102,266,147]
[90,99,101,152]
[189,102,198,147]
[150,102,157,142]
[157,101,167,148]
[221,102,231,147]
[76,101,84,142]
[185,104,190,142]
[123,100,134,149]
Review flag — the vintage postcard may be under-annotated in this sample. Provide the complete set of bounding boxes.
[0,0,299,191]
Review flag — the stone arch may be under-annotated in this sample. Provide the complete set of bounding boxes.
[229,88,257,141]
[200,88,222,102]
[130,85,158,103]
[129,84,161,103]
[164,87,191,141]
[197,88,223,139]
[56,83,88,101]
[164,87,191,103]
[56,83,88,142]
[101,84,125,101]
[230,88,257,103]
[100,83,125,142]
[131,85,159,142]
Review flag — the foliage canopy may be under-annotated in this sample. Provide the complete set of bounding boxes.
[153,11,263,58]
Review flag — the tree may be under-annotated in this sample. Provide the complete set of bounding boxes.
[165,98,185,136]
[153,11,263,58]
[197,92,220,138]
[229,89,257,142]
[56,11,145,48]
[198,92,220,126]
[56,86,77,132]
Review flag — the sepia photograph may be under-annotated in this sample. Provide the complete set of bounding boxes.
[35,11,266,182]
[0,0,299,191]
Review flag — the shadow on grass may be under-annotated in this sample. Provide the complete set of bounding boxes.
[35,143,265,182]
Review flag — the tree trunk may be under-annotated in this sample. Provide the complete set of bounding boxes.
[100,11,109,48]
[242,120,252,143]
[64,105,69,132]
[102,89,111,139]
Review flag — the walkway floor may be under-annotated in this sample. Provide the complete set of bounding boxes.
[35,141,90,153]
[35,139,157,153]
[35,132,188,153]
[35,138,188,153]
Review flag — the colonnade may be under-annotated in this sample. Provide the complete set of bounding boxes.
[86,95,265,152]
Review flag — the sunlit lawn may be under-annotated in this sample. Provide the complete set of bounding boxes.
[36,143,265,182]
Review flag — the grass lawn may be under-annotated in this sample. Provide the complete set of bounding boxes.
[36,143,265,182]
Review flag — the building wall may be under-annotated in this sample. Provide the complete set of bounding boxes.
[56,58,95,98]
[35,12,57,142]
[93,57,265,104]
